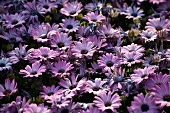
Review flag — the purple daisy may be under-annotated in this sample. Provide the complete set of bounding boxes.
[130,66,156,84]
[165,49,170,61]
[97,53,120,73]
[144,72,170,90]
[0,57,12,71]
[151,82,170,109]
[145,17,170,33]
[51,60,73,77]
[49,31,72,50]
[122,52,143,67]
[19,61,46,78]
[2,13,25,28]
[58,74,85,97]
[93,91,121,112]
[149,0,166,4]
[31,47,59,62]
[128,93,158,113]
[84,78,107,95]
[140,30,157,42]
[82,105,106,113]
[121,43,145,54]
[60,18,79,33]
[23,103,51,113]
[72,39,96,59]
[60,1,82,17]
[83,11,106,24]
[125,6,144,20]
[0,78,17,97]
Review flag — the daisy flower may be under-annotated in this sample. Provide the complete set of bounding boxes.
[60,1,82,17]
[144,72,170,90]
[19,61,46,78]
[97,53,120,73]
[82,105,106,113]
[121,43,145,54]
[72,39,96,59]
[0,57,12,71]
[140,30,157,42]
[125,6,144,20]
[84,78,107,95]
[2,13,25,28]
[23,104,51,113]
[93,91,121,112]
[60,18,79,33]
[128,93,159,113]
[145,17,170,33]
[0,78,17,97]
[149,0,166,4]
[51,60,73,77]
[83,11,106,24]
[130,66,155,84]
[151,82,170,109]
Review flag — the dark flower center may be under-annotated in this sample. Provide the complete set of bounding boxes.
[31,71,37,75]
[3,89,11,95]
[141,74,147,78]
[0,63,5,67]
[155,82,162,86]
[11,19,18,25]
[131,13,137,17]
[58,69,65,73]
[57,42,64,48]
[96,68,102,73]
[104,101,112,107]
[61,109,69,113]
[70,11,76,15]
[67,25,73,29]
[106,61,113,67]
[127,58,134,62]
[31,10,38,16]
[40,34,47,39]
[146,35,151,39]
[47,92,54,96]
[43,5,49,9]
[42,54,48,57]
[69,84,76,90]
[92,86,100,91]
[57,101,62,104]
[141,104,149,112]
[81,49,88,54]
[155,26,162,31]
[163,95,170,102]
[91,19,97,22]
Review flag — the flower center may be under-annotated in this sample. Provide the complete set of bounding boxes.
[155,82,162,86]
[141,104,149,112]
[61,109,69,113]
[42,54,48,57]
[155,26,162,31]
[3,89,11,95]
[11,19,18,25]
[96,68,102,73]
[131,13,137,17]
[57,42,64,48]
[81,49,88,54]
[47,92,54,96]
[43,5,49,9]
[40,34,47,39]
[141,74,147,78]
[0,63,5,67]
[163,95,170,102]
[127,58,134,62]
[67,25,73,29]
[92,86,100,91]
[70,11,76,15]
[31,71,37,75]
[58,69,65,73]
[106,61,113,67]
[69,84,76,90]
[104,101,111,107]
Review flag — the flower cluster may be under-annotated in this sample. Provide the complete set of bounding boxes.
[0,0,170,113]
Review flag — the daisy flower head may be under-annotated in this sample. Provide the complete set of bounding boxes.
[128,93,159,113]
[121,43,145,54]
[97,53,120,73]
[51,60,73,77]
[0,57,12,71]
[0,78,17,97]
[145,17,170,33]
[149,0,166,4]
[151,82,170,109]
[130,66,156,84]
[19,61,46,78]
[125,6,144,20]
[82,105,106,113]
[2,13,25,29]
[60,1,82,17]
[83,11,106,24]
[144,72,170,90]
[72,39,96,59]
[140,30,157,42]
[60,18,79,33]
[93,91,121,112]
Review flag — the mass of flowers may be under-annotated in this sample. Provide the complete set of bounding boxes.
[0,0,170,113]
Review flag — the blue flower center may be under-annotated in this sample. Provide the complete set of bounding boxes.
[141,104,149,112]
